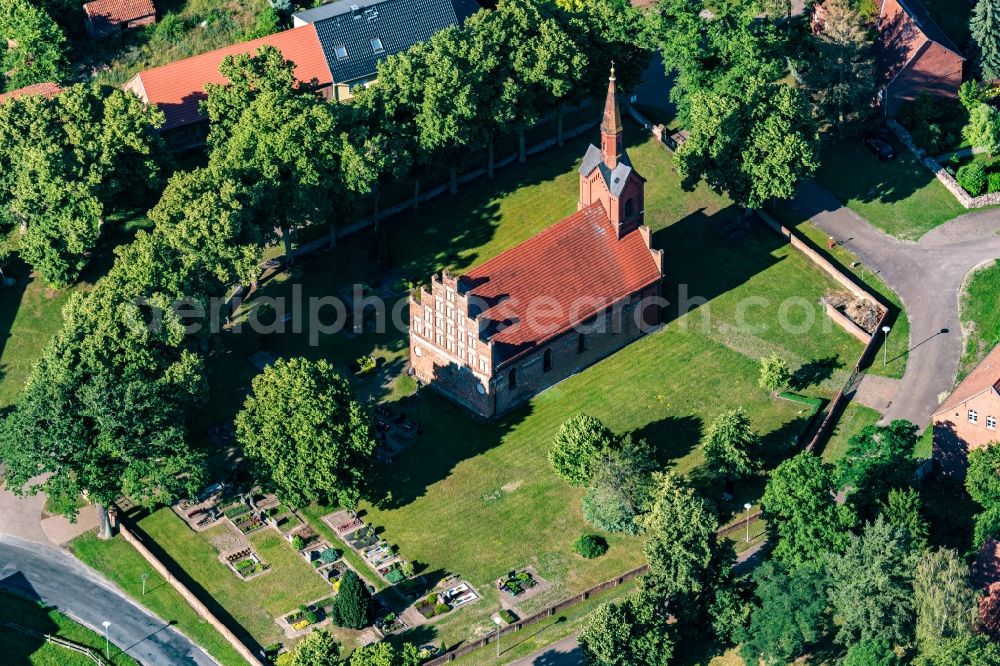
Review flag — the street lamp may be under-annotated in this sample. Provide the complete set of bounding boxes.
[101,621,111,660]
[142,573,149,596]
[882,325,892,366]
[493,616,502,658]
[743,502,752,544]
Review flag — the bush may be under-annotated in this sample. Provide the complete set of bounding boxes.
[291,535,305,551]
[958,162,988,195]
[499,609,517,624]
[573,534,609,559]
[434,603,451,615]
[304,610,318,624]
[988,171,1000,193]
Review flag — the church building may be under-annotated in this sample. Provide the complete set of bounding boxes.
[408,68,664,417]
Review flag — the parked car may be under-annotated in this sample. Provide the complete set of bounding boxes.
[863,133,896,160]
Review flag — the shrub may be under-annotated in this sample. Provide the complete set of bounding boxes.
[400,561,415,577]
[499,609,517,624]
[989,171,1000,193]
[291,535,305,551]
[958,162,988,195]
[434,603,451,615]
[573,534,609,559]
[385,569,405,584]
[304,610,318,624]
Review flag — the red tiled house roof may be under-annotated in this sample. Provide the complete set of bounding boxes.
[933,345,1000,418]
[877,0,964,115]
[0,82,63,103]
[84,0,155,25]
[124,25,333,131]
[460,202,662,366]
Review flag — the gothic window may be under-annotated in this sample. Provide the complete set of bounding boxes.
[624,198,635,217]
[543,349,552,372]
[509,368,517,389]
[578,333,586,354]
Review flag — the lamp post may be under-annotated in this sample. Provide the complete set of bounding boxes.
[882,325,891,366]
[142,573,149,596]
[102,621,111,660]
[493,616,502,658]
[743,502,752,544]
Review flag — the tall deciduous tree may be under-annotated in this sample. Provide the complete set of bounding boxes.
[761,451,855,568]
[549,413,617,486]
[827,516,916,649]
[703,408,761,480]
[913,548,977,657]
[807,0,875,131]
[838,420,918,516]
[582,437,656,534]
[235,358,375,508]
[964,445,1000,546]
[879,487,929,553]
[281,628,341,666]
[348,641,420,666]
[973,0,1000,82]
[0,0,66,89]
[737,561,827,664]
[579,591,675,666]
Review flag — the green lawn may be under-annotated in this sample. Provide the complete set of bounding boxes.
[182,123,865,649]
[959,258,1000,381]
[0,589,138,666]
[815,138,966,241]
[820,403,882,464]
[70,531,248,666]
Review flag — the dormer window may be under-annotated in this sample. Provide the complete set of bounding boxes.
[371,37,385,54]
[334,44,348,61]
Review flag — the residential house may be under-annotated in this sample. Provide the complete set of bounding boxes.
[83,0,156,39]
[876,0,964,116]
[408,69,664,418]
[0,82,63,104]
[291,0,466,102]
[123,25,333,151]
[932,345,1000,475]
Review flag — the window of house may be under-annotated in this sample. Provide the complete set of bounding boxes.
[624,198,634,217]
[436,333,443,346]
[989,416,997,430]
[334,44,348,61]
[543,349,552,372]
[413,320,422,335]
[970,409,979,424]
[578,333,586,354]
[509,368,517,389]
[371,37,385,54]
[424,308,431,322]
[447,289,454,302]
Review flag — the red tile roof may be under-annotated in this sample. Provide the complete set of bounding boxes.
[877,0,964,88]
[461,203,661,362]
[0,82,63,103]
[934,345,1000,417]
[125,25,333,131]
[83,0,155,25]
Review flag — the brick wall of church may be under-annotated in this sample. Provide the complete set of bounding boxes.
[491,288,660,416]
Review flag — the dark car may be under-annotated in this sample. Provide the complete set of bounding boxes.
[863,133,896,161]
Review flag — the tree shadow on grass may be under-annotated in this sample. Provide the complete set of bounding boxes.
[631,414,704,469]
[789,356,842,391]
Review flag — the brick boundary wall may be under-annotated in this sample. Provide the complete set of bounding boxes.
[888,120,1000,209]
[115,515,266,666]
[756,210,892,453]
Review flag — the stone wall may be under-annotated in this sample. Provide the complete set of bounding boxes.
[117,517,267,666]
[888,120,1000,209]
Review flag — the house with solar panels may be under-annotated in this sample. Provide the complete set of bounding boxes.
[123,0,476,149]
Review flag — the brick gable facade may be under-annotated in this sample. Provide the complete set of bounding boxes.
[408,69,663,417]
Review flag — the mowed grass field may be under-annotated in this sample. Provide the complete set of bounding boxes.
[179,122,865,649]
[815,138,966,241]
[0,589,138,666]
[960,258,1000,381]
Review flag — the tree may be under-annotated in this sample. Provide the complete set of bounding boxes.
[549,413,617,486]
[827,516,916,649]
[348,641,420,666]
[280,629,340,666]
[235,358,375,508]
[964,103,1000,157]
[965,445,1000,546]
[879,488,929,552]
[843,639,901,666]
[838,420,918,516]
[582,437,655,534]
[579,591,674,666]
[330,570,373,629]
[913,635,1000,666]
[972,0,1000,82]
[0,0,66,90]
[703,408,761,480]
[913,549,977,656]
[758,353,790,393]
[676,77,818,209]
[246,5,280,40]
[640,472,719,603]
[806,0,875,131]
[761,451,855,568]
[737,561,827,664]
[759,0,791,22]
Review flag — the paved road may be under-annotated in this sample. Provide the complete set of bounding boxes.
[0,534,216,666]
[785,180,1000,426]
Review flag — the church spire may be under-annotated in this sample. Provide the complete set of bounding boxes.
[601,63,623,169]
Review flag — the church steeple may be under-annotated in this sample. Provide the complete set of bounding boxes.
[601,64,623,169]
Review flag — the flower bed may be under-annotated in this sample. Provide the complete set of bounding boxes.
[498,571,536,597]
[233,514,264,534]
[377,611,407,633]
[226,550,269,579]
[223,503,251,520]
[415,594,452,619]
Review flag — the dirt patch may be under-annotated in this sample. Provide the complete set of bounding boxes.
[206,521,246,554]
[826,290,885,334]
[501,480,523,493]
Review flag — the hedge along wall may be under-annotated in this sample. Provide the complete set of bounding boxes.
[889,119,1000,209]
